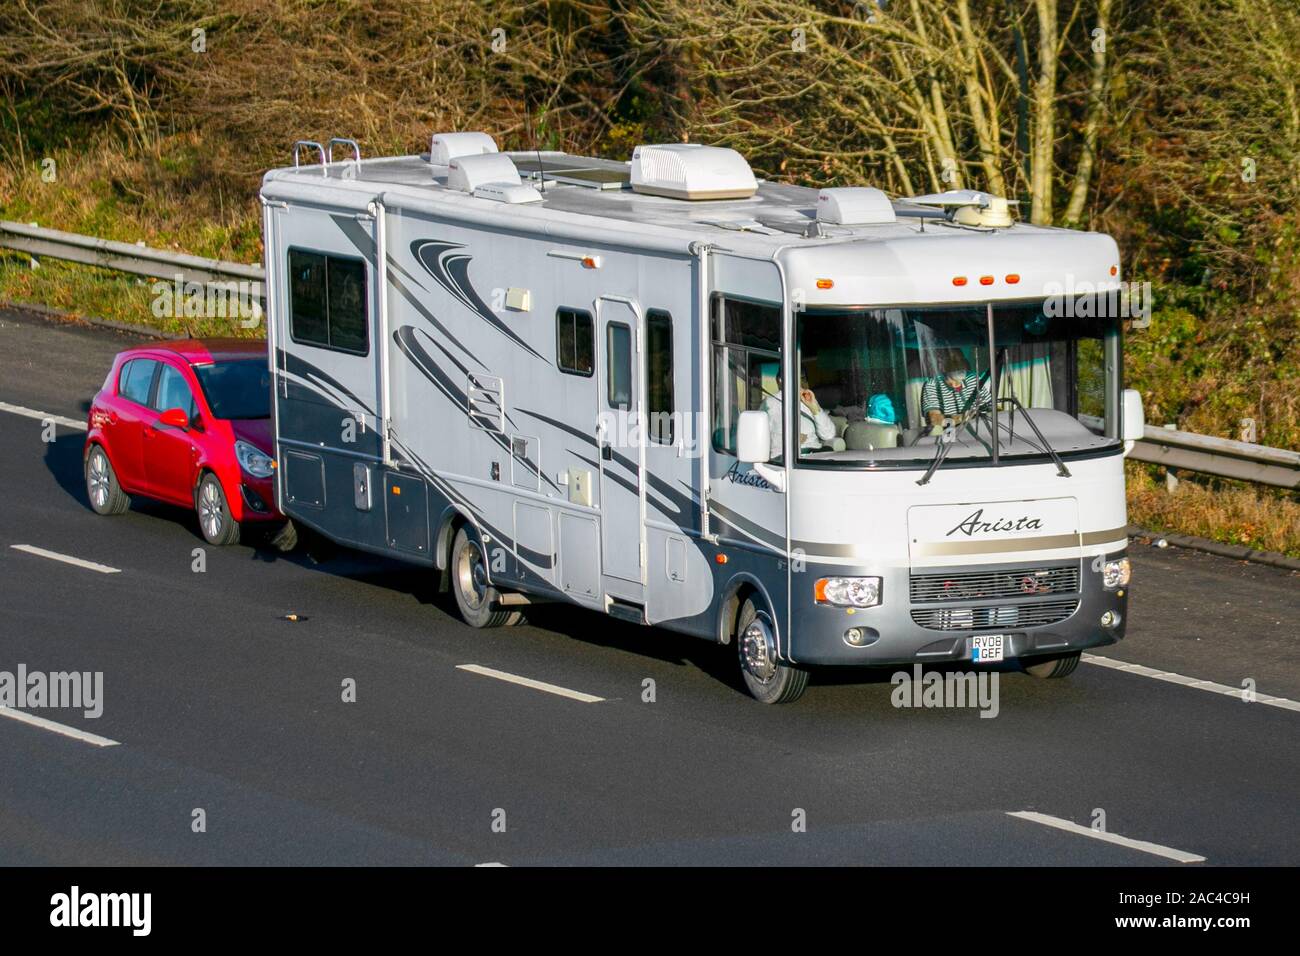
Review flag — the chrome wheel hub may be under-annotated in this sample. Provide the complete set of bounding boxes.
[456,542,488,610]
[199,482,223,539]
[88,452,109,507]
[740,615,778,683]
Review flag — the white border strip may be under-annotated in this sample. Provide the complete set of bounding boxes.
[0,707,120,748]
[1007,811,1206,863]
[10,544,121,574]
[1084,654,1300,713]
[0,401,86,431]
[456,664,604,703]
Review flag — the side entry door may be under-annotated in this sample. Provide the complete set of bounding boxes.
[595,295,645,596]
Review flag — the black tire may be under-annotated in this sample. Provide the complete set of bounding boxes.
[195,473,240,546]
[270,519,298,553]
[736,595,809,704]
[85,444,130,515]
[450,527,522,628]
[1023,651,1081,679]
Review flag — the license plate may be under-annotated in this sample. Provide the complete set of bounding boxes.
[971,634,1005,663]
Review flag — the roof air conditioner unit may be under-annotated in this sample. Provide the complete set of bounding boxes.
[473,182,543,204]
[448,153,522,193]
[816,187,896,225]
[630,144,757,200]
[430,131,498,166]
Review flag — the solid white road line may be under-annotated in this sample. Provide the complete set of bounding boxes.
[456,664,604,703]
[0,401,86,431]
[0,707,121,748]
[10,544,121,575]
[1007,811,1206,864]
[1084,653,1300,714]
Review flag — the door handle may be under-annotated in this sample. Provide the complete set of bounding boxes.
[601,444,613,461]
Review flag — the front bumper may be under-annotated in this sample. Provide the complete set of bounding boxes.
[788,554,1128,667]
[234,477,283,523]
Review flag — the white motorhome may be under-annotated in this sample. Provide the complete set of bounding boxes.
[260,133,1142,703]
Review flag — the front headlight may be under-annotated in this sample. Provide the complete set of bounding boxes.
[815,576,883,608]
[1102,557,1131,589]
[235,439,275,479]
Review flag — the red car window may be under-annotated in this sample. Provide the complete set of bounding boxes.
[118,358,159,406]
[152,362,196,415]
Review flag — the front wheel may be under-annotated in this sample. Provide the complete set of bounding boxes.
[85,444,130,515]
[196,473,240,546]
[450,527,522,628]
[1023,651,1081,679]
[737,596,809,704]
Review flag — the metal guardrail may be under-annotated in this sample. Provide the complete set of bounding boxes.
[0,220,264,288]
[3,221,1297,489]
[1129,424,1300,490]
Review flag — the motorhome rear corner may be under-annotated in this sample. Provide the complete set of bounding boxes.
[260,135,1136,700]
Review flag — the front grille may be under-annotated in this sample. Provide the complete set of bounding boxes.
[911,600,1079,631]
[910,564,1079,603]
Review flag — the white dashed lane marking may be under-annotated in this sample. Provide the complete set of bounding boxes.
[1084,654,1300,713]
[456,664,604,703]
[0,401,86,431]
[1007,811,1206,863]
[0,708,121,748]
[10,544,121,574]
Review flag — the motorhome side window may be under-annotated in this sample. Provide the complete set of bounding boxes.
[606,323,632,410]
[556,308,594,376]
[710,295,782,460]
[287,248,369,356]
[646,310,674,444]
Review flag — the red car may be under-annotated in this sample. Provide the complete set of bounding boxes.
[83,339,283,546]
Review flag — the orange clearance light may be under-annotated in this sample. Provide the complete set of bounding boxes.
[1110,265,1118,276]
[715,553,728,565]
[952,276,968,287]
[1005,274,1020,284]
[979,275,995,286]
[816,278,834,289]
[581,256,601,269]
[392,485,401,495]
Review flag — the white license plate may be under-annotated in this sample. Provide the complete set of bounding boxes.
[971,634,1005,663]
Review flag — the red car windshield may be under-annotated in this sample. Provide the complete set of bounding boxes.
[193,360,271,420]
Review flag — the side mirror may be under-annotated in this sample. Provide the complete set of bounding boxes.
[736,410,771,464]
[159,407,190,429]
[1121,389,1145,443]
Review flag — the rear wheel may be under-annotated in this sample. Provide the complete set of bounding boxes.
[737,596,809,704]
[450,527,522,628]
[196,473,240,546]
[85,444,130,515]
[1023,651,1081,679]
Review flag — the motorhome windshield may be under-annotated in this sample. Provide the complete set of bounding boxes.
[794,302,1119,469]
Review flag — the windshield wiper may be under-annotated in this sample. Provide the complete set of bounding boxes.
[986,397,1072,477]
[915,381,989,486]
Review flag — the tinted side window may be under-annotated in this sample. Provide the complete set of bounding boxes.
[607,323,632,410]
[556,308,594,376]
[710,295,783,457]
[153,363,195,414]
[119,359,158,406]
[646,310,673,443]
[289,248,369,355]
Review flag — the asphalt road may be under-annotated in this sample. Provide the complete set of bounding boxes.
[1,305,1297,865]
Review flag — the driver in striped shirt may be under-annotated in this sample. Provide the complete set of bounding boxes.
[921,349,992,434]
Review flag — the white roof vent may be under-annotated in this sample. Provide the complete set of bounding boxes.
[447,153,521,193]
[630,144,757,200]
[816,187,896,225]
[430,131,498,166]
[472,182,543,205]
